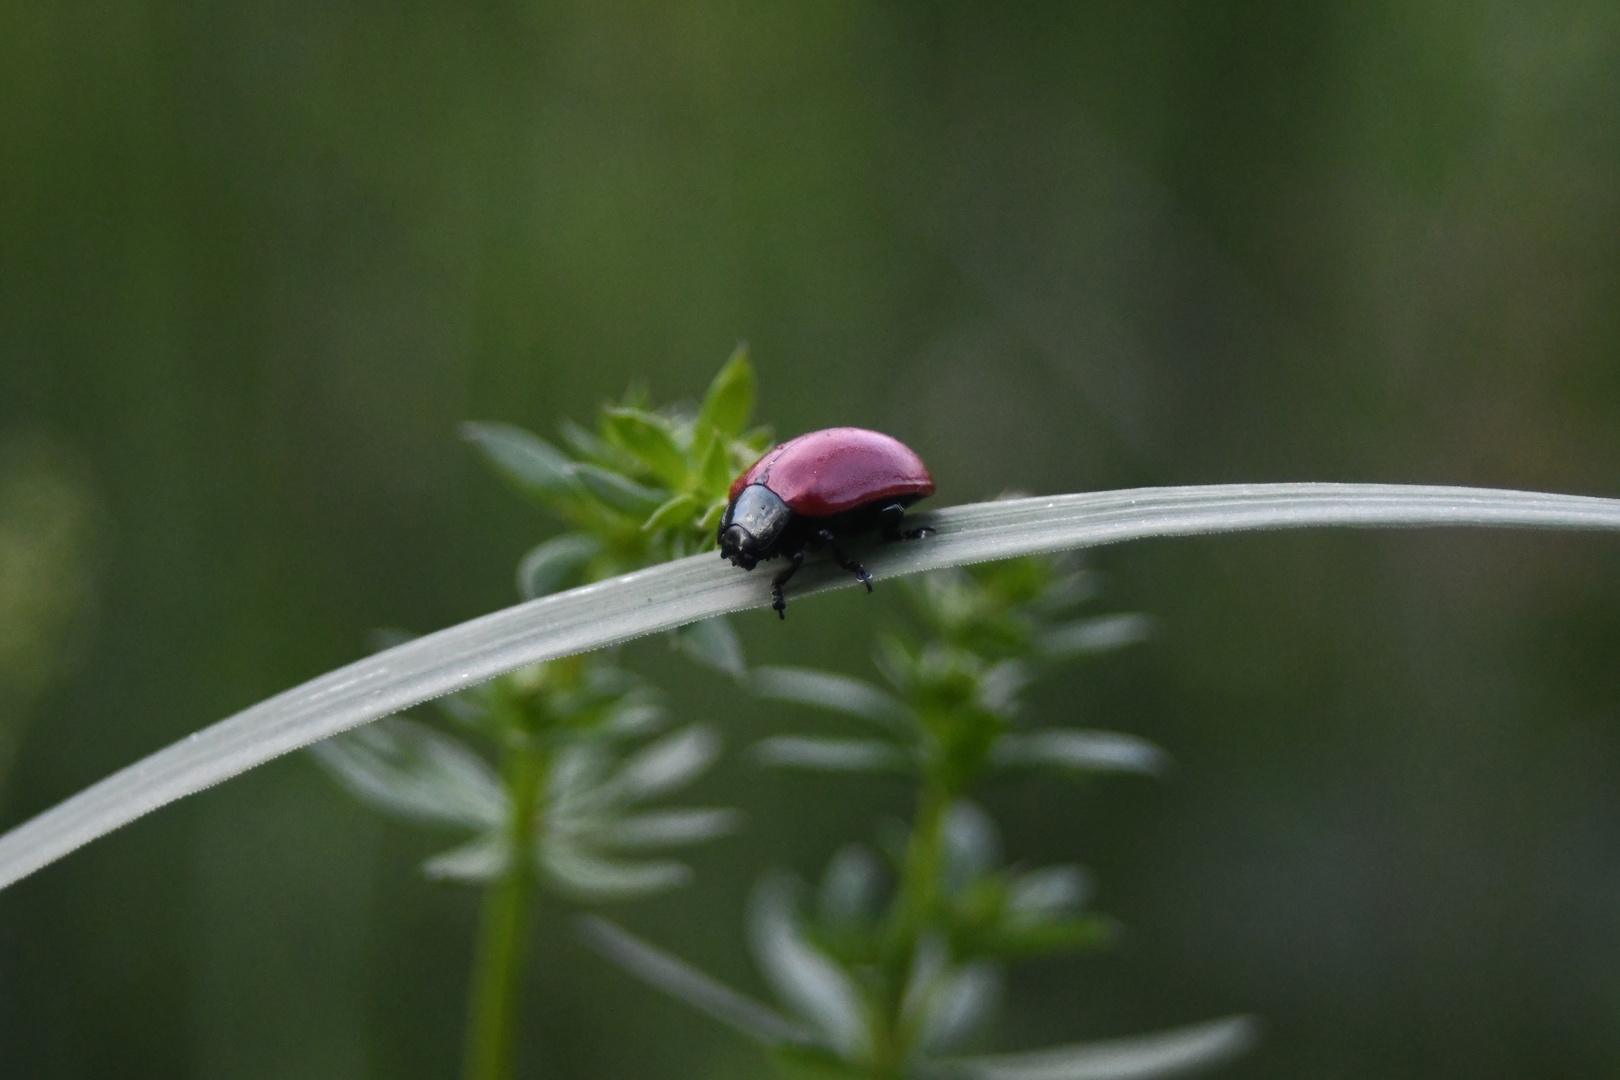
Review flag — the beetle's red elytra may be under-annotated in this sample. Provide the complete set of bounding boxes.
[718,427,936,618]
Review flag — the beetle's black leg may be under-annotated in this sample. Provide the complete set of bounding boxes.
[841,553,873,592]
[771,549,804,619]
[811,527,872,592]
[877,503,934,542]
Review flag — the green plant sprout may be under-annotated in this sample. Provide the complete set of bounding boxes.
[582,555,1254,1080]
[461,345,772,599]
[312,353,778,1079]
[461,347,770,678]
[313,651,738,1080]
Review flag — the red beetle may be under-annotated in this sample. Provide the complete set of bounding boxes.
[718,427,935,617]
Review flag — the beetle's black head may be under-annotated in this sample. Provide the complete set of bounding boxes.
[718,484,793,569]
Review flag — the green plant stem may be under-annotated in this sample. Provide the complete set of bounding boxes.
[870,780,951,1078]
[461,741,548,1080]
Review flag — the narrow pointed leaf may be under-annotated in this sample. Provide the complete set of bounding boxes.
[671,615,747,680]
[976,660,1032,717]
[307,718,504,830]
[919,963,1002,1054]
[945,1015,1258,1080]
[750,667,912,730]
[517,533,602,599]
[1039,614,1156,659]
[818,845,886,923]
[572,464,669,517]
[540,843,691,899]
[992,730,1169,777]
[421,832,511,883]
[697,344,756,437]
[697,427,736,493]
[4,483,1619,893]
[595,808,743,849]
[577,915,817,1047]
[596,725,722,807]
[557,417,625,468]
[598,697,667,739]
[460,422,579,499]
[942,801,1001,886]
[1006,865,1093,917]
[750,875,869,1058]
[751,737,914,775]
[603,408,688,488]
[643,493,702,534]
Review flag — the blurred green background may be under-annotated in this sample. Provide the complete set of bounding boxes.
[4,1,1620,1076]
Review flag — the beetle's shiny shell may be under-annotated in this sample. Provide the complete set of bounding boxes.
[728,427,935,517]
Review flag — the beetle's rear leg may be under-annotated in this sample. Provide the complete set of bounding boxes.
[816,528,873,593]
[876,502,934,543]
[771,549,804,619]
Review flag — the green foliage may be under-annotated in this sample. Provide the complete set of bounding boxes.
[462,346,773,598]
[749,553,1166,799]
[585,555,1253,1080]
[311,652,737,903]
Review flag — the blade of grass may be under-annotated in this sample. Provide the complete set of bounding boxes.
[2,482,1619,892]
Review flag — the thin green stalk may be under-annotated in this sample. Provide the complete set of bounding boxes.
[871,780,951,1078]
[462,741,547,1080]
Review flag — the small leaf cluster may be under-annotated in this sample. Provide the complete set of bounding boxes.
[462,347,772,599]
[585,555,1251,1079]
[749,802,1113,1070]
[748,553,1166,799]
[312,652,737,902]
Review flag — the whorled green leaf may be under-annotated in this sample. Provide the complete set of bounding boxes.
[5,483,1620,892]
[558,416,634,472]
[643,493,702,534]
[991,730,1169,777]
[516,533,603,600]
[670,615,748,681]
[1038,614,1156,659]
[697,344,756,438]
[603,408,688,489]
[1005,865,1093,918]
[594,807,744,849]
[817,844,886,924]
[749,667,913,730]
[696,428,737,495]
[540,842,692,900]
[595,724,723,806]
[597,693,668,738]
[421,832,510,883]
[750,874,870,1059]
[460,422,579,500]
[974,660,1033,717]
[571,463,669,518]
[942,1015,1258,1080]
[307,718,505,831]
[942,800,1002,889]
[916,960,1002,1055]
[577,915,817,1047]
[752,736,915,775]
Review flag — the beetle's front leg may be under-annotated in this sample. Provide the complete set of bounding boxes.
[771,548,805,618]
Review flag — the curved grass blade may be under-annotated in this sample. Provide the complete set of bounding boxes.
[2,482,1619,892]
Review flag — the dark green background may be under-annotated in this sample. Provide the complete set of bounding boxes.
[4,2,1620,1077]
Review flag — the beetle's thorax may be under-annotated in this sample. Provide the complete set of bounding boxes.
[718,483,794,569]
